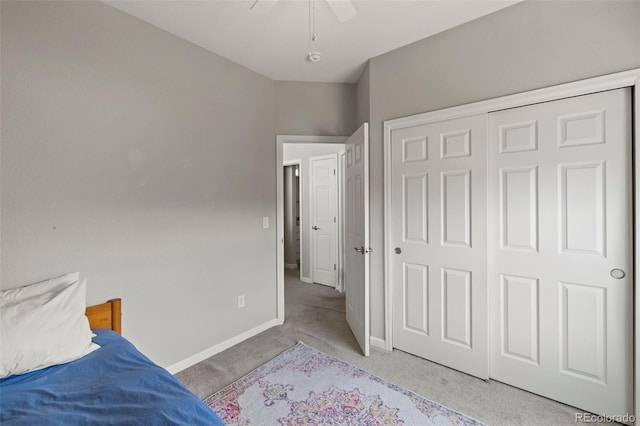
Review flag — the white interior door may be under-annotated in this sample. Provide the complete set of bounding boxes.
[310,154,337,287]
[488,88,633,417]
[390,115,488,378]
[345,123,370,356]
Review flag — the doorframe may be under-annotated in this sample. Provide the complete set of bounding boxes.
[337,149,346,293]
[308,153,339,287]
[283,160,302,271]
[383,68,640,416]
[276,135,347,324]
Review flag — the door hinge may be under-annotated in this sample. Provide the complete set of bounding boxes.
[334,216,336,223]
[334,264,336,270]
[333,169,336,175]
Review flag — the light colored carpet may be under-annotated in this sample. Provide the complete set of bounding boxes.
[175,268,609,425]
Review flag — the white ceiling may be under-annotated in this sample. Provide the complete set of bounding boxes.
[105,0,520,83]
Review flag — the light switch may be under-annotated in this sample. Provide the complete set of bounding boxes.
[263,216,269,229]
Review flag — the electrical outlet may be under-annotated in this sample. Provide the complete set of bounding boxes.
[263,217,269,229]
[238,295,245,309]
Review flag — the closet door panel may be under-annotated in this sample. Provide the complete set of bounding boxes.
[391,114,488,379]
[488,88,632,417]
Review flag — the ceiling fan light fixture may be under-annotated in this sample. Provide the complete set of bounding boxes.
[307,51,323,63]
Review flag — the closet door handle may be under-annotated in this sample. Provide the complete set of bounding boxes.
[610,269,625,279]
[312,226,320,230]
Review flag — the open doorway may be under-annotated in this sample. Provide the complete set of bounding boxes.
[276,126,371,356]
[276,136,347,324]
[282,163,300,272]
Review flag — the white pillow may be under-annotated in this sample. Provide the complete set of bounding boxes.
[0,277,99,378]
[0,272,80,307]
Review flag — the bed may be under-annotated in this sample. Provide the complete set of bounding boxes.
[0,298,224,425]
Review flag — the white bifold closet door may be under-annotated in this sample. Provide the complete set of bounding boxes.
[391,114,488,379]
[488,88,632,417]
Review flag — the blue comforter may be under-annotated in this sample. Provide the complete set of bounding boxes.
[0,329,224,425]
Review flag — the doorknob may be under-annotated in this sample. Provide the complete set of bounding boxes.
[354,247,365,254]
[395,247,402,254]
[312,226,320,230]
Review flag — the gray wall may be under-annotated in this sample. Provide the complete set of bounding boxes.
[1,0,276,367]
[367,0,640,341]
[283,143,344,282]
[275,81,356,136]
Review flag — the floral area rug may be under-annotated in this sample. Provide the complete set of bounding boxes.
[204,342,484,425]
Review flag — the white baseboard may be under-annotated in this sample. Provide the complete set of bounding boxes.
[300,277,313,283]
[370,336,389,351]
[284,263,298,269]
[166,319,279,374]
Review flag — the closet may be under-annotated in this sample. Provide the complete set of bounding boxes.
[388,88,632,417]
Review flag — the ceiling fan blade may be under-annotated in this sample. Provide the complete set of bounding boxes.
[326,0,356,23]
[250,0,279,14]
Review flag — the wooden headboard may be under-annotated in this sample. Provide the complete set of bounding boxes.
[85,298,122,334]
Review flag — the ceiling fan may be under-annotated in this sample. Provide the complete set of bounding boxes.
[250,0,357,23]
